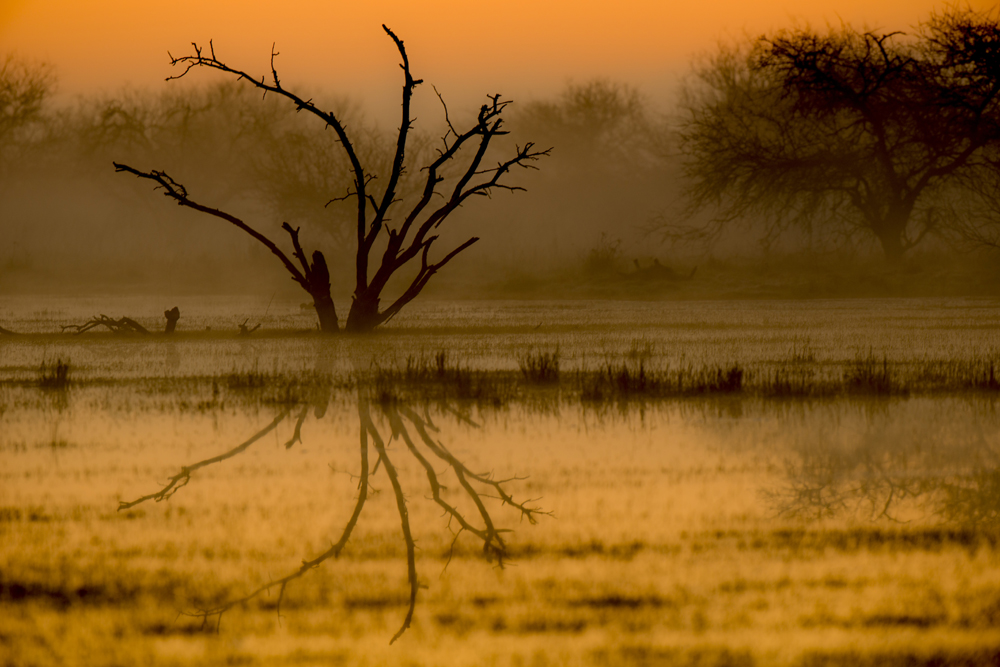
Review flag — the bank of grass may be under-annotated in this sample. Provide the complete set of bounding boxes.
[578,361,744,401]
[370,351,520,406]
[357,349,1000,406]
[37,358,70,390]
[12,349,1000,407]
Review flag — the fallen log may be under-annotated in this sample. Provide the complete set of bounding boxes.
[62,307,183,335]
[62,315,151,335]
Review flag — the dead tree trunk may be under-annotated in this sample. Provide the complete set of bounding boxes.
[109,167,340,334]
[114,26,546,334]
[164,307,180,334]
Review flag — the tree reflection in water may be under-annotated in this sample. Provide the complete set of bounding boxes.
[118,393,547,643]
[766,421,1000,527]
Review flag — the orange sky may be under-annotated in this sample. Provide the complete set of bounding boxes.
[1,0,992,114]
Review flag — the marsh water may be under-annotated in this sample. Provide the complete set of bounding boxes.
[3,297,1000,666]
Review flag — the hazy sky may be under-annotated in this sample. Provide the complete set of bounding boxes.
[3,1,983,110]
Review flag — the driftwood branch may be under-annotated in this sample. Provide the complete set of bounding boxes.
[62,314,151,335]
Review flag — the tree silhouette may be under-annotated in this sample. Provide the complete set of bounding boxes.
[674,7,1000,261]
[116,26,548,333]
[0,53,55,177]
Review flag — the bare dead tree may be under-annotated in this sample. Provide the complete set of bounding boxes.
[118,393,547,643]
[115,26,548,333]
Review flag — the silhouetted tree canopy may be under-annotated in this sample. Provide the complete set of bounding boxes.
[506,80,675,264]
[674,6,1000,261]
[516,80,659,170]
[0,53,55,177]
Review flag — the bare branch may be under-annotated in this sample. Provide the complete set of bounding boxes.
[114,163,310,290]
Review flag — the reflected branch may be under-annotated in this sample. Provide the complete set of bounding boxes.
[400,405,550,530]
[118,394,545,644]
[118,407,293,510]
[362,401,418,644]
[187,409,371,630]
[284,405,309,449]
[386,406,502,563]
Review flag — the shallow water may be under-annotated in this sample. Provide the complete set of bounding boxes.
[3,295,1000,380]
[2,297,1000,665]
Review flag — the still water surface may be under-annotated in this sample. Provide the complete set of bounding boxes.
[2,297,1000,665]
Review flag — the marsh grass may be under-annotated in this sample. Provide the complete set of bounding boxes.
[579,362,744,401]
[37,358,69,390]
[910,358,1000,392]
[227,363,270,390]
[518,348,560,384]
[222,364,338,407]
[845,349,903,395]
[757,368,833,398]
[789,337,816,364]
[370,351,519,405]
[15,348,1000,407]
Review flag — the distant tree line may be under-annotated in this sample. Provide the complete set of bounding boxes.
[4,5,1000,303]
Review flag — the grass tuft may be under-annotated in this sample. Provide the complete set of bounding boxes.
[38,359,69,390]
[580,361,744,401]
[519,348,560,384]
[371,351,517,406]
[845,349,902,395]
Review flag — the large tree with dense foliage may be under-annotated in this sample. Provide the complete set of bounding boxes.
[674,7,1000,261]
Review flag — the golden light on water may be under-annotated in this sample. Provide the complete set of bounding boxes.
[5,1,1000,664]
[5,298,1000,664]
